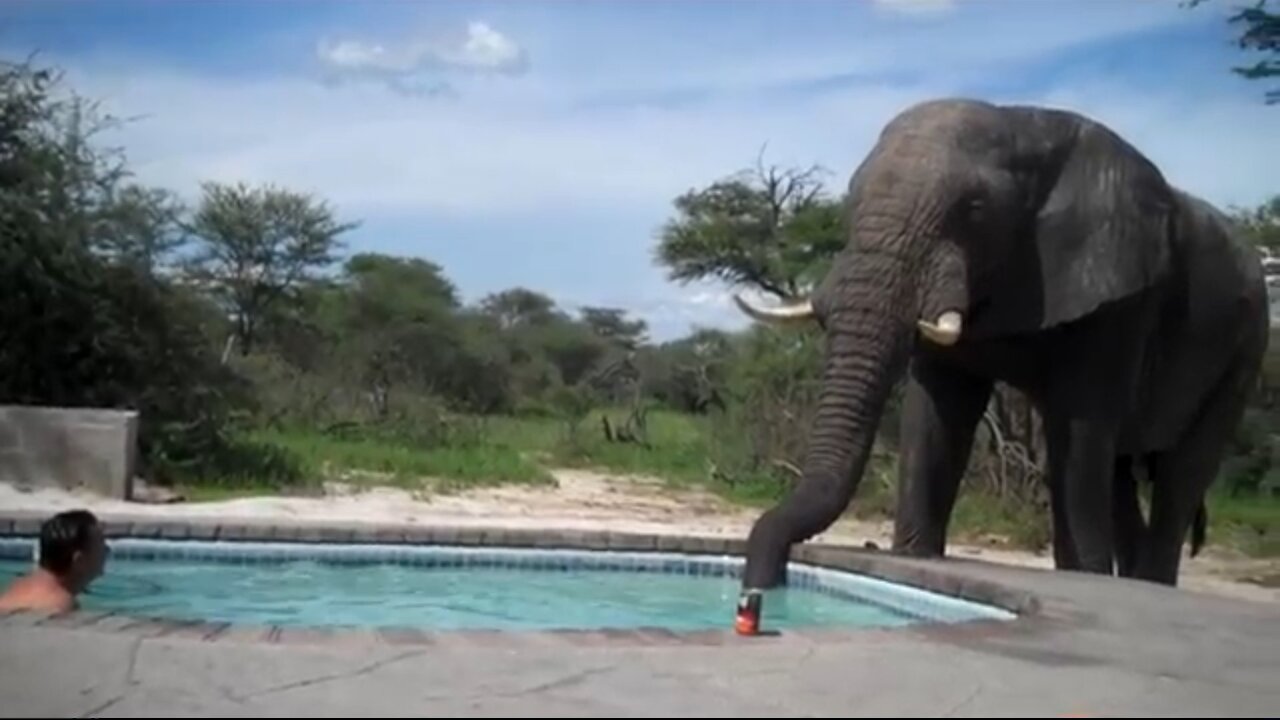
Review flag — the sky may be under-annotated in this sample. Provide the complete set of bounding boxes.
[1,0,1276,341]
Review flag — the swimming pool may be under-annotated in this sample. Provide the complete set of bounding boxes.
[0,538,1015,632]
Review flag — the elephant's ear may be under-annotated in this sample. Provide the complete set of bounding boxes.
[989,120,1177,335]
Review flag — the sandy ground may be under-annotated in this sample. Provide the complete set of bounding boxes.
[2,469,1276,604]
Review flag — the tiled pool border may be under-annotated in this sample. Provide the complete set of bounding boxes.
[0,514,1041,647]
[0,537,1015,626]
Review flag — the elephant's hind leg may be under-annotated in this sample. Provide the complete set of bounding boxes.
[1141,354,1259,585]
[1113,455,1146,578]
[891,355,993,557]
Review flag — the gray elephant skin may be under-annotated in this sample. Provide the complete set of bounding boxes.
[734,98,1268,590]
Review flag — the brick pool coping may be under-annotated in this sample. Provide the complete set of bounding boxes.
[0,512,1045,648]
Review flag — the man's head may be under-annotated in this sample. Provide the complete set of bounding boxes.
[38,510,107,589]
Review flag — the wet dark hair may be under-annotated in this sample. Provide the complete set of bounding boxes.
[38,510,100,574]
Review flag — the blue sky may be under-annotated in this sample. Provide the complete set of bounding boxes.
[2,0,1276,341]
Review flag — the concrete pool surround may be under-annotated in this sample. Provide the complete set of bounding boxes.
[4,513,1277,717]
[0,514,1034,647]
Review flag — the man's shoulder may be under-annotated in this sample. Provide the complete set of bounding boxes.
[0,574,75,613]
[0,573,35,602]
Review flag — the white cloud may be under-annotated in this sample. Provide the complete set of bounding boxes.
[441,21,527,72]
[316,21,527,96]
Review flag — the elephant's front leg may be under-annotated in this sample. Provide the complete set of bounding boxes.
[892,355,993,557]
[1112,455,1146,578]
[1044,413,1119,575]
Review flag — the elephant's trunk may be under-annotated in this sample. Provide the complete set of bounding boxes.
[739,153,960,589]
[741,243,917,589]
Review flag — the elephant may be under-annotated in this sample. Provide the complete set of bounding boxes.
[733,97,1269,591]
[1113,456,1208,578]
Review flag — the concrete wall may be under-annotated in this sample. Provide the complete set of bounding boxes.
[0,405,138,500]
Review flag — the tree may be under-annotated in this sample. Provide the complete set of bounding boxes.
[473,287,589,404]
[0,56,250,483]
[479,287,562,329]
[655,149,846,301]
[98,184,187,274]
[639,328,733,413]
[444,311,517,413]
[333,254,456,414]
[652,149,846,490]
[185,181,356,355]
[1233,195,1280,370]
[534,319,608,388]
[0,58,130,264]
[343,253,460,320]
[1189,0,1279,103]
[1234,194,1280,251]
[579,306,648,350]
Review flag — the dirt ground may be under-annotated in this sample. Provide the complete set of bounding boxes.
[2,469,1276,604]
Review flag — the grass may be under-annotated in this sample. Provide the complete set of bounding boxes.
[1204,490,1280,558]
[181,482,290,503]
[948,494,1054,552]
[181,408,768,503]
[260,426,550,486]
[179,425,553,500]
[481,410,712,482]
[840,457,1054,553]
[176,408,1280,559]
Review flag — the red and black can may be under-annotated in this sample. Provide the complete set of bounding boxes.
[734,589,763,635]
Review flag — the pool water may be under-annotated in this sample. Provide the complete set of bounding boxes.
[0,540,1014,632]
[0,558,917,631]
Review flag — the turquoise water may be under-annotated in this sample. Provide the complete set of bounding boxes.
[0,556,921,631]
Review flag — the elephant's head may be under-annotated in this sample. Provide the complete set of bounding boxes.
[736,98,1176,588]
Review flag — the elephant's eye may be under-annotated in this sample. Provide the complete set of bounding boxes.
[947,194,986,233]
[964,197,985,223]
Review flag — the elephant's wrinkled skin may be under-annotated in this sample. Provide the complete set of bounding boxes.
[736,98,1268,590]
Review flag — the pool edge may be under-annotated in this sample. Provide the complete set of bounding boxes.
[0,513,1046,647]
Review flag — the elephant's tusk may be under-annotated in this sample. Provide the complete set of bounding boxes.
[917,310,963,346]
[732,293,816,323]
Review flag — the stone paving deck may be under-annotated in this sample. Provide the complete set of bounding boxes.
[0,514,1277,717]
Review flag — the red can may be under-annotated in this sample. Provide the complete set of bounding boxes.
[735,589,763,635]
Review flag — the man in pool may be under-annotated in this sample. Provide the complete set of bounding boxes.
[0,509,108,613]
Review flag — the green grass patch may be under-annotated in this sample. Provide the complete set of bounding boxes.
[252,427,553,490]
[839,456,1053,552]
[947,493,1052,552]
[710,475,792,507]
[480,409,712,483]
[1204,490,1280,557]
[179,425,553,499]
[180,482,288,503]
[485,409,809,505]
[158,433,317,497]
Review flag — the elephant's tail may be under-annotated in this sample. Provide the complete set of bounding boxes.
[1190,502,1207,558]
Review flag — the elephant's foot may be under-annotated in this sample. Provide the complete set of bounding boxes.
[888,532,946,559]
